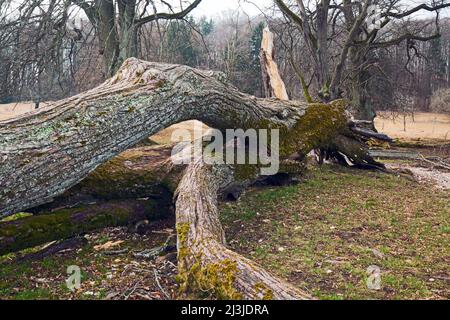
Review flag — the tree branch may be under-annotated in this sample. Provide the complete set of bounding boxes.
[135,0,202,26]
[385,2,450,19]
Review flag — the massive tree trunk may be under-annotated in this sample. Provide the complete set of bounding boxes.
[1,58,380,299]
[0,58,353,218]
[0,144,177,255]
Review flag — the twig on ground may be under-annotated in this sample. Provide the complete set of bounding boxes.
[419,154,450,170]
[153,269,170,299]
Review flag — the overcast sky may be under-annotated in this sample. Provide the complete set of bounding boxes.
[193,0,273,18]
[191,0,449,19]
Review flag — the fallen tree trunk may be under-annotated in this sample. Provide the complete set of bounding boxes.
[260,26,289,100]
[0,58,353,218]
[0,143,305,256]
[29,145,179,214]
[0,199,169,256]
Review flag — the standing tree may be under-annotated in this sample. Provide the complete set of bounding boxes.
[2,0,202,78]
[273,0,450,120]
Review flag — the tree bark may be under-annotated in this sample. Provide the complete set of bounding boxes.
[95,0,120,76]
[175,158,312,300]
[260,27,289,100]
[348,47,376,121]
[0,143,305,256]
[29,144,180,213]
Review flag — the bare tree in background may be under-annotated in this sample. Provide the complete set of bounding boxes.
[0,0,202,79]
[74,0,202,75]
[273,0,450,120]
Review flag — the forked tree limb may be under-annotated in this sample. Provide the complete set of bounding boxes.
[0,58,379,300]
[175,158,312,300]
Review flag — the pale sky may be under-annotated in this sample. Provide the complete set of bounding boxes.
[193,0,274,18]
[192,0,449,19]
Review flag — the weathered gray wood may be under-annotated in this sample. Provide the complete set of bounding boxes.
[0,58,379,299]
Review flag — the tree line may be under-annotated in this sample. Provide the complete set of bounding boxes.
[1,0,449,119]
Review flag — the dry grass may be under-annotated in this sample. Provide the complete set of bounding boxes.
[221,165,450,300]
[375,112,450,141]
[0,220,179,300]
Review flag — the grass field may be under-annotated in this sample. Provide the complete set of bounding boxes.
[220,165,449,300]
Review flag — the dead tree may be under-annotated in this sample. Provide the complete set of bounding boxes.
[273,0,450,120]
[260,26,290,100]
[0,58,382,299]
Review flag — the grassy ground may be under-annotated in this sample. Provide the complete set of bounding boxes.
[220,165,449,300]
[0,153,448,300]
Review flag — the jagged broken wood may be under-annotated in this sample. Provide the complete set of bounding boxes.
[260,27,289,100]
[0,58,381,299]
